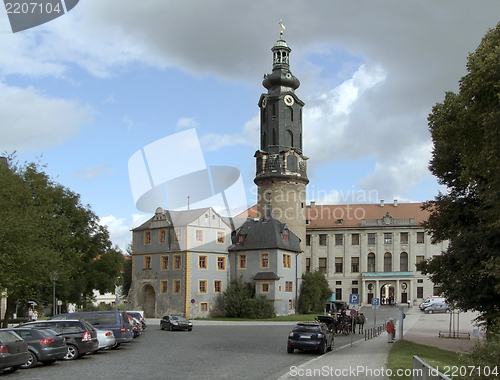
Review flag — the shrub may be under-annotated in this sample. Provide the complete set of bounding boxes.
[223,277,275,319]
[298,270,333,314]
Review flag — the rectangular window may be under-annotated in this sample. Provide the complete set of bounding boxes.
[214,280,222,293]
[199,280,207,293]
[261,283,270,293]
[174,255,182,270]
[217,257,226,270]
[352,234,360,245]
[384,233,393,244]
[400,232,409,244]
[261,253,269,268]
[367,254,375,273]
[200,302,208,312]
[144,255,151,269]
[306,258,310,272]
[416,256,425,267]
[283,254,291,269]
[239,254,246,269]
[351,257,359,273]
[279,285,282,292]
[335,288,342,301]
[352,287,358,294]
[161,280,168,294]
[283,229,289,242]
[319,234,327,246]
[175,229,181,242]
[161,255,169,270]
[319,257,327,274]
[145,231,151,245]
[306,234,311,246]
[368,233,376,245]
[417,232,425,244]
[238,235,245,243]
[352,280,358,285]
[336,281,342,285]
[195,229,203,242]
[217,231,225,244]
[174,280,181,294]
[335,234,343,245]
[285,281,293,292]
[198,255,207,269]
[159,229,166,243]
[417,279,424,283]
[417,286,424,298]
[335,257,343,273]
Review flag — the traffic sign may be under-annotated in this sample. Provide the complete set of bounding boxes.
[349,294,360,304]
[350,309,357,317]
[371,298,380,306]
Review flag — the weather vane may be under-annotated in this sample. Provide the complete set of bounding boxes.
[279,19,286,37]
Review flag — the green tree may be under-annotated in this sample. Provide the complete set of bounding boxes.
[222,277,275,319]
[298,270,332,314]
[0,156,123,325]
[420,23,500,329]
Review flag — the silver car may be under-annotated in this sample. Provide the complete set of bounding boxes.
[94,328,116,351]
[424,303,451,314]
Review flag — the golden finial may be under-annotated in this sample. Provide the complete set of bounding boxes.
[279,19,286,37]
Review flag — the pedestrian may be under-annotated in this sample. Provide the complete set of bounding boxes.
[387,318,395,343]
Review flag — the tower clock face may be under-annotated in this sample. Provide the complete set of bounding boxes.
[262,97,267,108]
[284,95,294,106]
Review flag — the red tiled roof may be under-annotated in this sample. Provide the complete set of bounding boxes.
[237,203,428,229]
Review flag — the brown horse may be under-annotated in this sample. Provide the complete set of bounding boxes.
[353,313,366,334]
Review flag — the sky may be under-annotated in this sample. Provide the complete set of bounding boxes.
[1,1,500,253]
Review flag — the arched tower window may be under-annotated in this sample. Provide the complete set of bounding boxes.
[272,128,276,145]
[272,103,276,117]
[367,253,375,273]
[400,252,408,272]
[285,130,293,147]
[384,252,392,272]
[262,132,267,150]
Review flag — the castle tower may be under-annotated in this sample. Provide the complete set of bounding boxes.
[254,27,308,252]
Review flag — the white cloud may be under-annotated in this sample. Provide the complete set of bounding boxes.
[0,82,93,151]
[200,115,259,152]
[73,163,113,180]
[99,213,151,253]
[176,117,198,130]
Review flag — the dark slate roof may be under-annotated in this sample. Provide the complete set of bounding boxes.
[253,272,280,281]
[228,203,302,253]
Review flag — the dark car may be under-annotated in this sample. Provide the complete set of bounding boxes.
[0,330,30,373]
[287,322,333,354]
[2,328,66,368]
[160,315,193,331]
[424,303,451,314]
[18,320,98,360]
[49,311,132,347]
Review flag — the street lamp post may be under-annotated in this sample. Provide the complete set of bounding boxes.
[51,271,58,316]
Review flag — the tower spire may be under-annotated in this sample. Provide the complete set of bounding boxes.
[279,19,285,37]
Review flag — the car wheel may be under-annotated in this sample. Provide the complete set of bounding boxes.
[188,328,192,331]
[287,346,294,354]
[160,324,164,330]
[64,345,79,360]
[428,310,433,314]
[41,359,56,365]
[446,309,450,314]
[319,342,327,355]
[111,343,121,349]
[21,350,39,369]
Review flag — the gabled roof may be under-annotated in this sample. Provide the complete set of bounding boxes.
[132,207,232,231]
[229,203,301,253]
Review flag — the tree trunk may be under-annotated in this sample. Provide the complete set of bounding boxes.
[1,295,13,328]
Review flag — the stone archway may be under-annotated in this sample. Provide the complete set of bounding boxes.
[380,284,395,305]
[139,284,156,318]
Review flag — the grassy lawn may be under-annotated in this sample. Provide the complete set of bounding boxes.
[387,340,463,380]
[195,314,319,322]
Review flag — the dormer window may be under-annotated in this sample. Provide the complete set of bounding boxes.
[283,229,289,242]
[238,235,245,243]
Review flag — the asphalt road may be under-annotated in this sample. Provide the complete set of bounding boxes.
[5,306,405,380]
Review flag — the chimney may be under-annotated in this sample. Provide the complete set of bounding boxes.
[394,199,398,207]
[380,200,384,207]
[310,201,316,209]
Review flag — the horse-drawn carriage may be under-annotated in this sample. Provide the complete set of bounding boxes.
[316,312,365,335]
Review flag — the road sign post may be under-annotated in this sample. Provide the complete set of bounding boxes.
[371,298,380,328]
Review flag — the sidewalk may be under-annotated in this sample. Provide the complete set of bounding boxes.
[275,306,481,380]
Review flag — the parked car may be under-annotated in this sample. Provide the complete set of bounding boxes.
[0,330,29,373]
[287,322,333,354]
[2,328,66,368]
[94,328,116,351]
[419,297,446,310]
[49,311,131,347]
[18,320,99,360]
[127,311,146,330]
[424,303,451,314]
[160,315,193,331]
[128,315,141,338]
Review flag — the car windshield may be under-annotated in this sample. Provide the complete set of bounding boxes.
[293,325,321,332]
[171,316,188,321]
